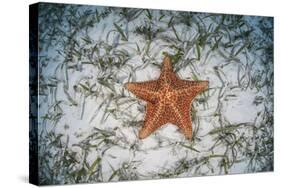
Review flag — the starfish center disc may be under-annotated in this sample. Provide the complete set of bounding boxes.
[159,88,177,104]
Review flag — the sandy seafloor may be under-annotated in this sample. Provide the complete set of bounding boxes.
[35,3,273,185]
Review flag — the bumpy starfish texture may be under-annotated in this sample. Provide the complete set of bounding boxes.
[124,56,209,140]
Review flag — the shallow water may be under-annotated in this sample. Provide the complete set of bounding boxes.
[35,3,273,185]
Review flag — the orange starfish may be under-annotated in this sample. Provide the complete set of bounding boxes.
[124,56,208,140]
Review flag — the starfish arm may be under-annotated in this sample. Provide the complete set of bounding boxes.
[139,103,165,139]
[162,56,173,71]
[159,56,177,85]
[142,102,155,124]
[174,79,208,89]
[175,80,209,97]
[170,102,193,140]
[124,80,158,103]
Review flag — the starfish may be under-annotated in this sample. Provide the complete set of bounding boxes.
[124,56,208,140]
